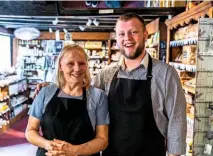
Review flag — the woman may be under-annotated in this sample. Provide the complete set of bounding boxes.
[26,44,109,156]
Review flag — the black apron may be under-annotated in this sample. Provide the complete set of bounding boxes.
[103,55,166,156]
[36,87,100,156]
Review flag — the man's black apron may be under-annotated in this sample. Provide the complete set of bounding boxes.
[36,87,100,156]
[103,55,166,156]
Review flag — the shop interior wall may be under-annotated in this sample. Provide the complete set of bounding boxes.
[12,31,111,67]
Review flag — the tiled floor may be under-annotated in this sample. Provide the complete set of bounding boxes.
[0,116,38,156]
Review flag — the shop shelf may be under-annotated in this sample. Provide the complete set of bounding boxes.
[0,96,9,102]
[169,62,196,72]
[183,85,196,94]
[111,48,120,51]
[89,56,104,59]
[11,97,28,109]
[0,108,10,116]
[170,38,197,47]
[0,78,26,88]
[9,88,27,97]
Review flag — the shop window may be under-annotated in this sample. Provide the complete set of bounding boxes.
[0,35,11,70]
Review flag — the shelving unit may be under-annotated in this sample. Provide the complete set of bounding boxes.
[0,76,29,134]
[107,33,122,66]
[165,2,213,155]
[145,18,167,61]
[17,39,63,98]
[75,40,110,78]
[15,32,117,86]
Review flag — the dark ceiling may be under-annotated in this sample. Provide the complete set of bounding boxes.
[0,1,185,33]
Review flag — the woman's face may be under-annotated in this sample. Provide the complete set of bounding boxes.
[59,50,87,84]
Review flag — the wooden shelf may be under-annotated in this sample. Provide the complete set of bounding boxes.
[0,108,10,115]
[0,96,9,102]
[187,113,194,120]
[169,62,196,72]
[0,107,28,134]
[170,38,197,47]
[0,78,26,88]
[85,48,103,50]
[10,89,28,97]
[165,2,213,30]
[111,48,120,51]
[10,98,28,109]
[183,85,196,94]
[165,1,213,63]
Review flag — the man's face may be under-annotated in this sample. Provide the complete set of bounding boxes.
[115,18,148,60]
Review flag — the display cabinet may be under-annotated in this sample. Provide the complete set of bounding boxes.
[0,76,29,134]
[145,18,167,62]
[165,2,213,155]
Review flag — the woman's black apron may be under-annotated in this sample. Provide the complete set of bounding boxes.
[103,55,166,156]
[36,87,100,156]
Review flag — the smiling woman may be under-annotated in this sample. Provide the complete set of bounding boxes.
[26,44,109,156]
[54,45,90,90]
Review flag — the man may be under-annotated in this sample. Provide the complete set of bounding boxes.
[35,13,186,156]
[92,13,186,156]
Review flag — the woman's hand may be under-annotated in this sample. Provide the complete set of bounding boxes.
[44,140,60,151]
[45,139,78,156]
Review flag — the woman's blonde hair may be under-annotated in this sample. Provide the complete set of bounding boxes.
[53,44,91,89]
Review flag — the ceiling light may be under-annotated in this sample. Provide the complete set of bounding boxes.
[79,25,85,31]
[63,28,68,33]
[14,27,40,40]
[49,28,53,33]
[55,30,60,41]
[86,19,92,27]
[52,17,59,25]
[93,19,99,26]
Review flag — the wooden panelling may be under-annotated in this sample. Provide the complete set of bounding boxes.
[145,18,159,35]
[159,22,167,41]
[109,32,116,40]
[38,32,110,41]
[165,1,213,30]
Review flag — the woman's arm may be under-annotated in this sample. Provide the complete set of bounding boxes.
[52,125,108,156]
[25,116,58,151]
[76,124,108,154]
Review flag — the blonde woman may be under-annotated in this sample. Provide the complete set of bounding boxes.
[26,45,109,156]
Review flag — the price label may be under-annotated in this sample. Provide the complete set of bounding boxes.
[204,144,212,155]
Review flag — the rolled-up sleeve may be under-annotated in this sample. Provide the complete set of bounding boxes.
[165,67,187,155]
[28,87,46,120]
[96,90,109,126]
[92,69,105,90]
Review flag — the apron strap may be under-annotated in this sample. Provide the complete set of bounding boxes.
[146,54,153,81]
[82,87,87,100]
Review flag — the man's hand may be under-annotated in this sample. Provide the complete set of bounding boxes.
[45,139,78,156]
[33,82,50,99]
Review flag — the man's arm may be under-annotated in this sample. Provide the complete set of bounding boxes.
[168,154,180,156]
[33,82,50,99]
[92,69,105,90]
[165,67,187,155]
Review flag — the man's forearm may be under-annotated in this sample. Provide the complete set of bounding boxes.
[76,137,108,155]
[168,154,180,156]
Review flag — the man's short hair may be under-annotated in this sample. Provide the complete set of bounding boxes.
[116,12,146,30]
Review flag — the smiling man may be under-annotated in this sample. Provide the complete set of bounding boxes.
[93,13,187,156]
